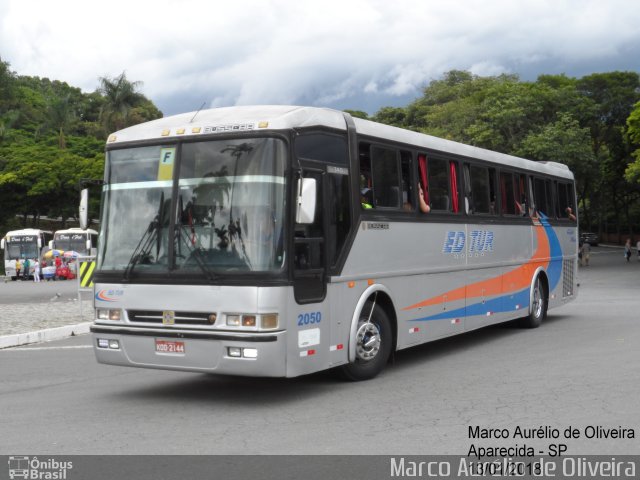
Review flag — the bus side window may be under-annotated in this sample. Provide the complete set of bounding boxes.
[359,143,373,209]
[371,146,401,208]
[401,151,414,211]
[500,172,516,215]
[469,164,492,214]
[427,158,450,211]
[514,173,528,216]
[533,177,548,217]
[557,182,576,221]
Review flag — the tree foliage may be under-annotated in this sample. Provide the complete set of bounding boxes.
[368,70,640,240]
[0,57,163,244]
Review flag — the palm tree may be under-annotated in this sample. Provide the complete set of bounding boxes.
[98,72,143,132]
[48,94,74,149]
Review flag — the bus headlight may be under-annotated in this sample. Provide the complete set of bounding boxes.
[96,308,121,321]
[224,313,279,330]
[261,314,279,330]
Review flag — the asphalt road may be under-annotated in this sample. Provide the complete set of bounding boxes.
[0,277,79,304]
[1,247,638,457]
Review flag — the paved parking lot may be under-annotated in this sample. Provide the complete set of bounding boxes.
[0,245,638,457]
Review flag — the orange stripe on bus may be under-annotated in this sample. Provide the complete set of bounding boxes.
[403,225,550,311]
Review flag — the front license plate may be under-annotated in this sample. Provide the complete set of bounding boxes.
[155,339,185,354]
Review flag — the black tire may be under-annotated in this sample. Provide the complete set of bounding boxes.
[519,275,547,328]
[340,303,392,381]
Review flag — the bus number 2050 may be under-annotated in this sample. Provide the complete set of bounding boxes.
[297,312,322,326]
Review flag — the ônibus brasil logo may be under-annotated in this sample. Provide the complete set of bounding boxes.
[8,456,73,479]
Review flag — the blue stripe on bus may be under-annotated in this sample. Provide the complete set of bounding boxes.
[410,288,530,322]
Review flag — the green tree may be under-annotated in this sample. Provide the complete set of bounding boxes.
[98,72,145,132]
[516,113,597,224]
[625,101,640,182]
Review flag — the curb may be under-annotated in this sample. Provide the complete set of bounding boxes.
[0,322,92,349]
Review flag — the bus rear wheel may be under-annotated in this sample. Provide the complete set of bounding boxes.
[519,275,547,328]
[340,303,392,381]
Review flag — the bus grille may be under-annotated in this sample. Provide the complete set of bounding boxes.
[127,310,211,325]
[562,259,574,297]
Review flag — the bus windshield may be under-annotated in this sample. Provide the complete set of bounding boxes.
[54,233,88,254]
[4,237,39,260]
[98,138,287,276]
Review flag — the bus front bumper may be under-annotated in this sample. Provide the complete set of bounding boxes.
[91,324,287,377]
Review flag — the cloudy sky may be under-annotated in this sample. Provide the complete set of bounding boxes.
[1,0,640,116]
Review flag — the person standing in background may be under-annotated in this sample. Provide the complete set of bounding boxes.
[624,239,632,262]
[33,260,41,282]
[15,258,22,279]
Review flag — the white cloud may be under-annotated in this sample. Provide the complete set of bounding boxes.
[1,0,640,115]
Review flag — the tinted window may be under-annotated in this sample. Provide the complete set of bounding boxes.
[428,158,450,211]
[469,165,491,214]
[371,146,401,208]
[295,133,348,164]
[500,172,516,215]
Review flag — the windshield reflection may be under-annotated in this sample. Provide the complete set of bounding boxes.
[98,138,286,277]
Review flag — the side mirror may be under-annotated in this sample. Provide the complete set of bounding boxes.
[48,240,53,249]
[37,238,42,248]
[79,188,89,230]
[0,239,4,250]
[86,239,91,251]
[295,178,316,224]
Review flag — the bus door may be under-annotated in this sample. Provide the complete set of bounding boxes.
[293,166,326,304]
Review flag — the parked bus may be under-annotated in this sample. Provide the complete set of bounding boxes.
[90,106,578,380]
[51,227,98,256]
[1,228,53,280]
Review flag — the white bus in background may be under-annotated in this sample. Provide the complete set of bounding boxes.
[89,105,578,380]
[51,227,98,256]
[1,228,53,280]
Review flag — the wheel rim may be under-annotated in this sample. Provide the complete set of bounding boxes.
[355,322,381,361]
[532,279,543,319]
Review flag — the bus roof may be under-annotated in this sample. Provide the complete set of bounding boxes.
[54,227,98,235]
[108,105,573,180]
[3,228,53,238]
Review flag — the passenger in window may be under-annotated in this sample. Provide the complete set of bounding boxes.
[417,183,430,213]
[565,207,576,221]
[403,183,430,213]
[361,188,373,209]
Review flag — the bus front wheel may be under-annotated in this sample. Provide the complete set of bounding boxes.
[340,303,392,381]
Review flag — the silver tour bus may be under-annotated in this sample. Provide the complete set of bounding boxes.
[90,106,578,380]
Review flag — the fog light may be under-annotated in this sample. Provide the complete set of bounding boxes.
[242,348,258,358]
[108,339,120,349]
[97,308,121,321]
[226,315,240,326]
[261,314,278,330]
[242,315,256,327]
[97,338,109,348]
[228,347,242,357]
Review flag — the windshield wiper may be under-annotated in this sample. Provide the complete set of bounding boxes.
[122,193,166,281]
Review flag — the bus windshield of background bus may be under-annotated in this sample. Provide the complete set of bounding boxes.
[54,234,88,254]
[98,138,286,276]
[5,237,39,260]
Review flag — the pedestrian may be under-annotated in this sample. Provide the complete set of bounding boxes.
[624,238,632,262]
[15,258,22,279]
[23,258,30,279]
[33,260,41,283]
[580,241,590,267]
